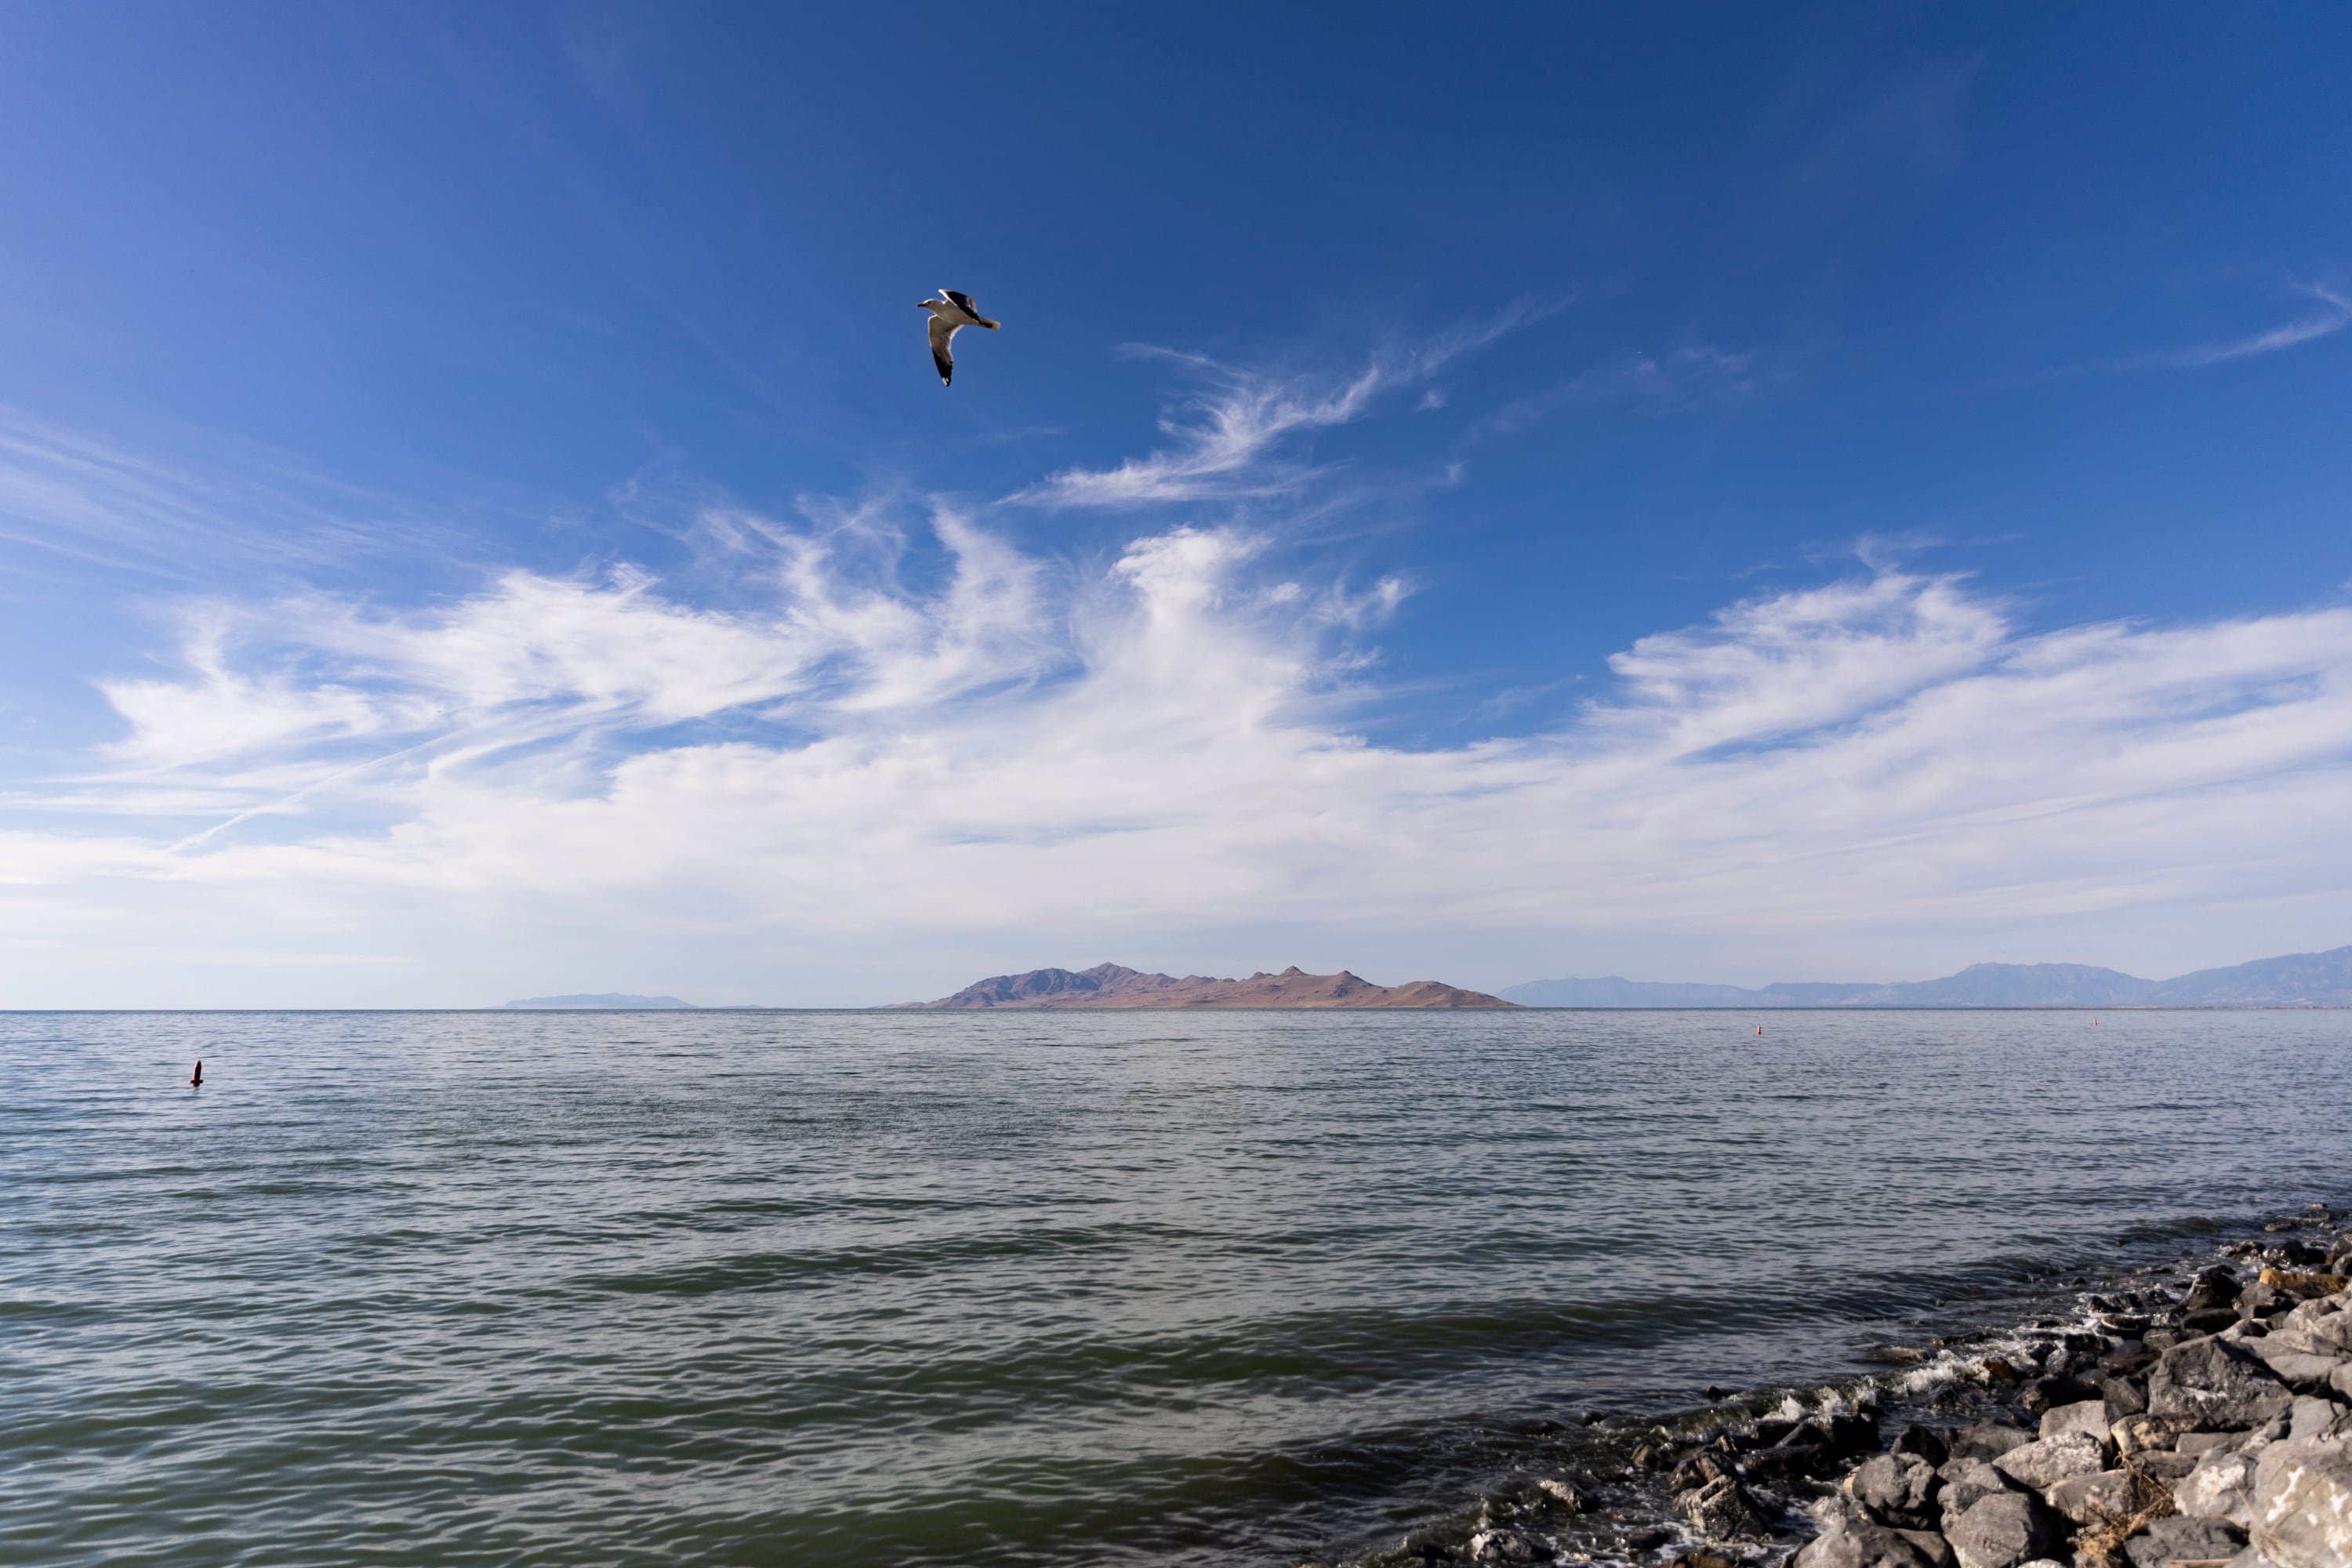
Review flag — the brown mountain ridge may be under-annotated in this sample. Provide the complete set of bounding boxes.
[895,962,1519,1011]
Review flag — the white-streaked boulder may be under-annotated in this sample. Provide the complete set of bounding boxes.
[2249,1436,2352,1568]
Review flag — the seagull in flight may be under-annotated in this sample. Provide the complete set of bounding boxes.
[920,289,1000,386]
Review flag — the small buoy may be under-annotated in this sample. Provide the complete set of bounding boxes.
[1755,1025,1763,1036]
[189,1060,203,1087]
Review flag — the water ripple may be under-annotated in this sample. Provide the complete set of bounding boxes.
[3,1007,2348,1566]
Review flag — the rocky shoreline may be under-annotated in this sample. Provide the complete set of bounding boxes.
[1327,1207,2352,1568]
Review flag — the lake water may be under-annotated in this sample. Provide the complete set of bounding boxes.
[5,1008,2349,1567]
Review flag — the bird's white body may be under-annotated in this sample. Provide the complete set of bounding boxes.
[920,289,1000,385]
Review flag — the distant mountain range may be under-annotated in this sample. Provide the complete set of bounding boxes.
[499,993,697,1010]
[1500,945,2352,1007]
[896,963,1515,1010]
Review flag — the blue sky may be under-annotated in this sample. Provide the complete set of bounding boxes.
[2,4,2349,1005]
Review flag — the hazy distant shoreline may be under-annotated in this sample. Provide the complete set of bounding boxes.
[1504,944,2352,1009]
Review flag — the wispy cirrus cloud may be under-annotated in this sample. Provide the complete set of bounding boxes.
[1013,358,1385,510]
[1014,306,1542,509]
[1991,281,2352,390]
[1740,60,1980,261]
[0,411,447,583]
[2150,281,2352,368]
[1479,345,1769,437]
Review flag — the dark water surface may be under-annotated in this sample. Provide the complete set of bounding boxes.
[5,1009,2349,1566]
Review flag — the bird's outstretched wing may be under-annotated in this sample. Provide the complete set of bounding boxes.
[942,289,981,318]
[928,314,960,385]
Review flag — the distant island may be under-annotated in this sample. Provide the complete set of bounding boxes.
[1501,943,2352,1007]
[499,993,698,1010]
[896,963,1517,1010]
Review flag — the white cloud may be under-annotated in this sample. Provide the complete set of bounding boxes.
[88,508,1054,782]
[5,507,2352,1005]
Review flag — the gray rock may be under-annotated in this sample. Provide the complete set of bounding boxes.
[1671,1448,1737,1492]
[2188,1269,2249,1315]
[2179,1451,2262,1527]
[2046,1400,2121,1448]
[1814,1491,1878,1532]
[1896,1425,1954,1467]
[1943,1461,2025,1528]
[2184,1432,2252,1458]
[2288,1399,2352,1444]
[1854,1453,1945,1530]
[2281,1301,2350,1335]
[2047,1468,2139,1525]
[1795,1519,1947,1568]
[2021,1376,2103,1417]
[1897,1533,1957,1568]
[1750,1442,1838,1483]
[2249,1436,2352,1568]
[1468,1526,1555,1563]
[1948,1423,2039,1465]
[2152,1339,2297,1430]
[2119,1416,2190,1457]
[1533,1477,1592,1514]
[1686,1474,1771,1541]
[2313,1320,2352,1352]
[2123,1515,2249,1568]
[2138,1450,2204,1482]
[1947,1492,2060,1568]
[1994,1432,2109,1492]
[2251,1334,2352,1394]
